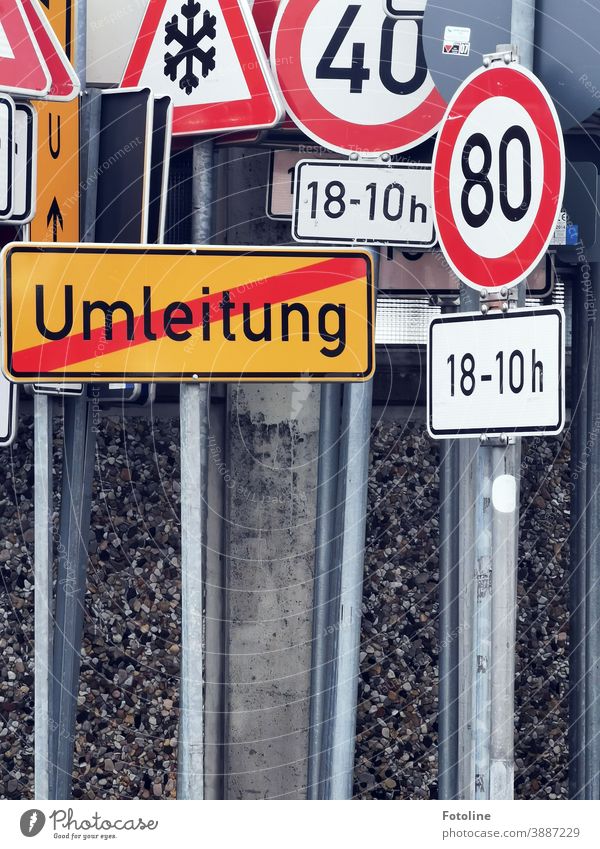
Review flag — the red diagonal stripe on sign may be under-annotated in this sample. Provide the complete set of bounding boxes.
[13,256,365,373]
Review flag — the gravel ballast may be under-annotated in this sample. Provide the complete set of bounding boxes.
[0,415,570,799]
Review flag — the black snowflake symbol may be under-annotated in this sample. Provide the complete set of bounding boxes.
[164,0,217,95]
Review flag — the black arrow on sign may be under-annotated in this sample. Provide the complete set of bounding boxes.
[47,197,63,241]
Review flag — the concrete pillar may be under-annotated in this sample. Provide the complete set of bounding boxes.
[218,146,321,799]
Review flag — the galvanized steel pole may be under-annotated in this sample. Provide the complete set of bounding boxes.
[585,263,600,798]
[34,393,53,799]
[308,383,342,799]
[327,377,374,799]
[488,443,519,799]
[458,0,535,801]
[438,436,460,800]
[177,139,213,799]
[49,0,99,800]
[569,270,589,798]
[511,0,536,69]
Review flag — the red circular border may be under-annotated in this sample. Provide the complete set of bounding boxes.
[272,0,446,153]
[433,66,564,289]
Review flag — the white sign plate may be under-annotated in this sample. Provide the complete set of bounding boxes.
[427,307,565,439]
[380,250,553,297]
[267,148,344,220]
[0,366,17,446]
[293,160,435,247]
[7,102,36,224]
[0,94,15,219]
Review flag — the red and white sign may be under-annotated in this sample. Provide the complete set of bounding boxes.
[21,0,79,101]
[271,0,445,156]
[0,0,50,97]
[432,63,565,292]
[214,0,279,146]
[121,0,283,136]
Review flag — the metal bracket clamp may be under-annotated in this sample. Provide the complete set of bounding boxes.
[349,151,392,164]
[480,433,517,448]
[479,286,519,315]
[483,45,520,67]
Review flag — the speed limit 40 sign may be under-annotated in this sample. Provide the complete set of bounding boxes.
[271,0,445,155]
[432,63,565,291]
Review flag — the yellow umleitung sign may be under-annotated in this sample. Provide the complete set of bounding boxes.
[3,244,374,383]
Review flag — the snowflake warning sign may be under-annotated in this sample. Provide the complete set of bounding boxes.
[121,0,283,136]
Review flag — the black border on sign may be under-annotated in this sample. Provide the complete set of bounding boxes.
[292,161,436,248]
[427,307,565,438]
[7,102,35,224]
[65,0,73,61]
[0,376,17,446]
[0,96,14,218]
[5,245,374,382]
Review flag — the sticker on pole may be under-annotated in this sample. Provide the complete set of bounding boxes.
[121,0,283,136]
[427,307,565,439]
[293,160,435,247]
[432,63,565,291]
[442,25,470,56]
[271,0,445,155]
[3,244,374,383]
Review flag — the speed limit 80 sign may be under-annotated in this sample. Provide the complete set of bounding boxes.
[432,63,565,291]
[271,0,445,155]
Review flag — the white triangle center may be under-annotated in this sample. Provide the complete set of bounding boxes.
[138,0,251,108]
[0,22,15,60]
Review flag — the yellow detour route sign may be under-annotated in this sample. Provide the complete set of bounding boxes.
[30,0,79,243]
[30,99,80,243]
[3,244,375,383]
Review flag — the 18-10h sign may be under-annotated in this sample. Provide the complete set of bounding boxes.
[2,244,374,382]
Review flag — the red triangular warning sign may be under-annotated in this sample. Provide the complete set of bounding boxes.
[21,0,79,101]
[0,0,51,97]
[121,0,283,136]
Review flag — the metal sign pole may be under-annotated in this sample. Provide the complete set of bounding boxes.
[34,391,53,799]
[438,435,460,800]
[585,264,600,798]
[569,268,589,798]
[456,0,535,801]
[438,297,461,801]
[327,378,374,800]
[177,138,213,800]
[50,0,99,799]
[326,246,378,800]
[51,397,96,798]
[307,382,342,799]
